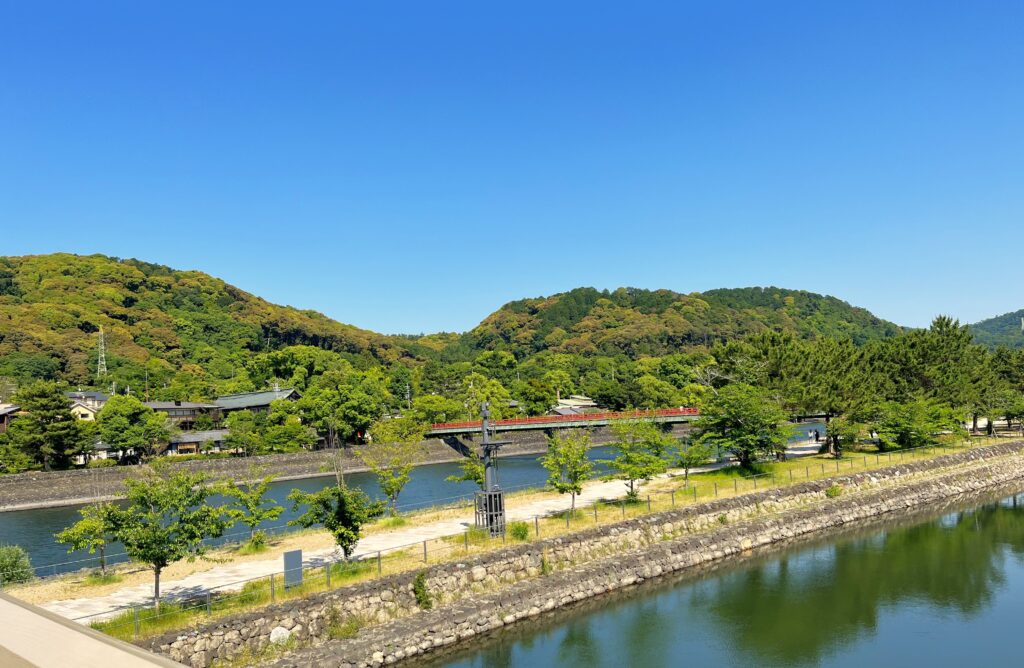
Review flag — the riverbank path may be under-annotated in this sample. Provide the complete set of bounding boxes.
[39,441,823,623]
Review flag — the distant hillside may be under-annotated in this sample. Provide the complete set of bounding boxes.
[458,286,902,358]
[0,254,416,390]
[970,310,1024,348]
[0,255,906,396]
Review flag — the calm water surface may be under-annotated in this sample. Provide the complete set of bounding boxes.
[0,423,824,574]
[423,492,1024,668]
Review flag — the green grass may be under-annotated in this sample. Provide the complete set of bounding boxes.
[84,571,122,586]
[377,515,409,529]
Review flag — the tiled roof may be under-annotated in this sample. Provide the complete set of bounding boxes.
[170,429,230,444]
[214,389,300,410]
[145,401,219,410]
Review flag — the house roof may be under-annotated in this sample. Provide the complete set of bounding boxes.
[170,429,230,444]
[0,403,20,417]
[215,388,300,410]
[70,401,99,414]
[145,401,219,410]
[66,390,109,402]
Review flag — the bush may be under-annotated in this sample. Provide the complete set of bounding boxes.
[0,545,34,584]
[86,458,118,468]
[825,485,843,499]
[413,572,432,610]
[508,521,530,541]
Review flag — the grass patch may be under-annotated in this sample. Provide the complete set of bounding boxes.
[825,484,844,499]
[378,516,409,529]
[84,572,122,586]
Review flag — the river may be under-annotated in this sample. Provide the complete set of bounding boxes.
[0,423,825,576]
[419,490,1024,668]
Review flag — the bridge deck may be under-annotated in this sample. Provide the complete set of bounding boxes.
[427,407,699,436]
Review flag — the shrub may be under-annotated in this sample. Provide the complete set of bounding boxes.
[717,514,729,525]
[0,545,34,584]
[508,521,530,541]
[87,458,118,468]
[413,572,432,610]
[825,485,843,499]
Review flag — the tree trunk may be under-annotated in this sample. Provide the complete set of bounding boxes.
[100,545,106,574]
[571,493,576,511]
[972,414,979,433]
[153,567,161,612]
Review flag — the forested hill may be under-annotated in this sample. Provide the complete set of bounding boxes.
[0,254,904,398]
[0,254,417,392]
[970,310,1024,349]
[455,286,902,358]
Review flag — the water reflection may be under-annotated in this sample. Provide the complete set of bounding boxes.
[428,492,1024,668]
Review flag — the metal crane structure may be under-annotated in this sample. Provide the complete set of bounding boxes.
[475,402,511,536]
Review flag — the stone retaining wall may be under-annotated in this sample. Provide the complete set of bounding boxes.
[145,441,1024,667]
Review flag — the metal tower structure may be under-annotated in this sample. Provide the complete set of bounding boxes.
[96,327,108,381]
[475,402,511,536]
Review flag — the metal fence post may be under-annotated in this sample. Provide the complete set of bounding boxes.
[692,486,697,502]
[621,501,625,518]
[377,551,382,575]
[671,490,676,506]
[753,478,757,490]
[806,466,810,478]
[206,591,212,615]
[734,479,738,493]
[565,512,570,528]
[789,470,793,482]
[325,564,331,588]
[535,516,540,537]
[647,495,651,512]
[594,504,598,521]
[464,531,469,552]
[133,606,140,638]
[423,540,428,563]
[714,483,718,498]
[270,574,275,603]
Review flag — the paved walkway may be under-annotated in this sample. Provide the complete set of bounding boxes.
[0,593,182,666]
[41,441,824,623]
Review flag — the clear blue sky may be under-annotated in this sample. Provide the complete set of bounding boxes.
[2,1,1022,334]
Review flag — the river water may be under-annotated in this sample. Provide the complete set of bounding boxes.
[0,423,825,576]
[421,490,1024,668]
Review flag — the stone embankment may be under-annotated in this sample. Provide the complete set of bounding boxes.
[143,441,1024,668]
[0,424,690,512]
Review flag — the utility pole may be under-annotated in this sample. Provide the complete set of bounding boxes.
[474,402,510,536]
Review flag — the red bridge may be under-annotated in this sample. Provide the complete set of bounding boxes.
[427,407,700,436]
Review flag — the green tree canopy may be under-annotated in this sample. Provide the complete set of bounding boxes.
[288,484,385,559]
[541,430,594,510]
[603,420,675,500]
[103,468,234,608]
[694,383,791,468]
[96,394,170,460]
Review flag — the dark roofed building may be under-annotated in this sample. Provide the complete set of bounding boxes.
[65,390,109,410]
[0,404,20,434]
[215,388,301,414]
[164,429,230,456]
[144,400,221,430]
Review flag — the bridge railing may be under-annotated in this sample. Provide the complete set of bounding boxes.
[430,406,699,432]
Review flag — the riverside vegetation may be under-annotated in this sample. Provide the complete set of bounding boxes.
[2,253,1024,477]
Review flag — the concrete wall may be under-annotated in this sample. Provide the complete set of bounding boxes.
[145,441,1024,668]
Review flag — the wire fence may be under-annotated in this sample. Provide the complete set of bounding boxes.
[50,437,988,640]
